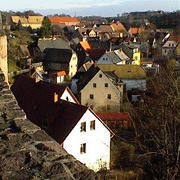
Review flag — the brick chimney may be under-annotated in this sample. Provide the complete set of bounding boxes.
[54,93,59,103]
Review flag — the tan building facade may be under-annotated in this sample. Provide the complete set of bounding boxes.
[79,69,123,112]
[11,16,44,29]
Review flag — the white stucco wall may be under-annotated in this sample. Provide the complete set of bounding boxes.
[122,79,146,91]
[63,109,111,171]
[60,89,77,103]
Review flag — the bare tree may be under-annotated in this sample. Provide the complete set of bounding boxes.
[130,66,180,180]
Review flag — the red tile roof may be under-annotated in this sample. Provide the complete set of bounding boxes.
[11,75,79,124]
[111,23,126,32]
[96,112,130,121]
[129,27,144,34]
[88,48,106,61]
[168,35,180,42]
[48,16,80,24]
[47,100,88,144]
[80,41,91,51]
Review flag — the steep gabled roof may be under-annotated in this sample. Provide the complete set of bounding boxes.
[168,35,180,43]
[38,37,71,52]
[99,24,113,33]
[47,100,88,144]
[80,41,91,51]
[77,65,100,91]
[44,48,72,63]
[11,75,79,124]
[105,51,122,64]
[111,23,126,32]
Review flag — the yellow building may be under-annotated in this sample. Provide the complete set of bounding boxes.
[69,52,78,78]
[132,48,141,65]
[176,43,180,58]
[11,16,44,29]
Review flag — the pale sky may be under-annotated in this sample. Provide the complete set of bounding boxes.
[1,0,180,16]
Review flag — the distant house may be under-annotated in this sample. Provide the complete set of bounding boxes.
[98,24,113,34]
[48,16,80,26]
[11,75,79,125]
[98,64,146,91]
[97,51,122,65]
[162,35,180,57]
[11,75,113,171]
[97,112,131,129]
[11,16,44,29]
[38,37,71,52]
[114,49,130,64]
[72,65,123,112]
[110,23,126,32]
[128,27,144,35]
[44,100,114,171]
[43,48,78,78]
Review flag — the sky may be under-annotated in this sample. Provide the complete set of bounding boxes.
[1,0,180,16]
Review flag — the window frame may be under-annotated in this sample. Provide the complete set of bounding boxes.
[80,143,86,154]
[90,94,94,99]
[105,83,108,88]
[90,120,95,130]
[107,94,111,99]
[80,122,86,132]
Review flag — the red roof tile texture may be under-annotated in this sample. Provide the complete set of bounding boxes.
[47,100,88,144]
[48,17,80,24]
[129,27,144,34]
[97,112,130,121]
[11,75,79,124]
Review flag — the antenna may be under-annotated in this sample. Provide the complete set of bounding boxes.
[74,10,76,17]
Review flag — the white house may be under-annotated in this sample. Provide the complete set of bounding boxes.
[97,51,122,65]
[47,100,114,171]
[162,36,179,57]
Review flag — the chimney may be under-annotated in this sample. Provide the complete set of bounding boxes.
[54,93,59,103]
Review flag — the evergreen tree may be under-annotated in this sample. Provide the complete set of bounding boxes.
[39,16,52,38]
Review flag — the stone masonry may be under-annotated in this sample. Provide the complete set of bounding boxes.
[0,68,98,180]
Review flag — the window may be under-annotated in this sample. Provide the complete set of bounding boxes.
[80,143,86,154]
[90,94,94,99]
[105,83,108,87]
[90,120,95,130]
[107,94,111,99]
[80,122,86,132]
[66,96,69,101]
[103,57,105,60]
[107,105,110,110]
[93,83,96,88]
[99,74,102,78]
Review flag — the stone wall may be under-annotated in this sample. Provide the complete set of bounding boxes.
[0,68,97,179]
